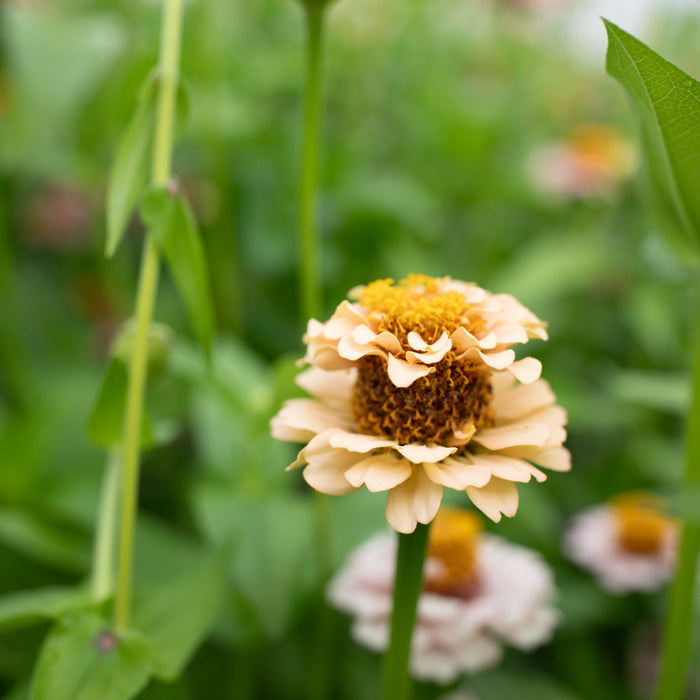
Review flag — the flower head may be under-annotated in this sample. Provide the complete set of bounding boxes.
[527,124,637,200]
[328,508,559,683]
[272,275,570,533]
[564,492,677,594]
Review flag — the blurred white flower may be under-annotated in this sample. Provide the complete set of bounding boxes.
[527,125,637,200]
[328,508,558,684]
[439,691,480,700]
[564,492,677,594]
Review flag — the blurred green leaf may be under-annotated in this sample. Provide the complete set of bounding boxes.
[29,612,154,700]
[141,186,215,357]
[0,509,89,573]
[106,72,157,257]
[0,587,90,632]
[472,667,583,700]
[132,550,226,681]
[608,368,689,414]
[605,20,700,251]
[86,358,153,449]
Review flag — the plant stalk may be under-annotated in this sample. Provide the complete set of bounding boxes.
[299,2,325,323]
[113,0,184,633]
[655,304,700,700]
[383,524,430,700]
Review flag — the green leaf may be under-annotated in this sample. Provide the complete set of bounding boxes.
[141,186,215,357]
[604,20,700,250]
[0,587,90,632]
[472,668,583,700]
[30,612,154,700]
[105,73,158,257]
[86,358,154,448]
[132,549,227,681]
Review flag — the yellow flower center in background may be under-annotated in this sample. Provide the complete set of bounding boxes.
[424,508,482,598]
[610,493,673,555]
[352,275,493,444]
[359,274,486,347]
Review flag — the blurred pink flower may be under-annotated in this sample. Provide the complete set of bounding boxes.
[564,493,677,594]
[272,275,570,533]
[328,509,559,683]
[527,125,636,200]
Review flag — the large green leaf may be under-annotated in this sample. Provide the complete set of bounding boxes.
[604,20,700,250]
[30,612,154,700]
[0,587,90,632]
[105,73,157,257]
[132,549,227,681]
[141,186,215,357]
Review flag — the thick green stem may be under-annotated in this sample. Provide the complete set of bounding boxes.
[299,3,325,323]
[113,0,184,633]
[383,524,430,700]
[91,451,121,602]
[655,307,700,700]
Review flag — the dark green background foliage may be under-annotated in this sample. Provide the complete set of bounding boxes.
[1,0,700,698]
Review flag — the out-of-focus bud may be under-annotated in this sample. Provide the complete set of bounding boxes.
[111,320,174,380]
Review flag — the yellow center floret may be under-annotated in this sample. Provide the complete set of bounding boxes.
[424,508,482,598]
[610,493,673,555]
[359,275,485,347]
[352,275,493,444]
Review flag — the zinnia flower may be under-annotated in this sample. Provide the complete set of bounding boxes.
[527,124,636,200]
[272,275,570,533]
[564,492,677,594]
[327,508,559,683]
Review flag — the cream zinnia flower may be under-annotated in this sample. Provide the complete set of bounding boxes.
[328,509,559,683]
[272,275,570,533]
[564,492,678,594]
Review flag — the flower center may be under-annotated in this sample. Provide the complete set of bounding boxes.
[358,274,486,349]
[611,493,673,555]
[351,354,494,444]
[424,508,482,598]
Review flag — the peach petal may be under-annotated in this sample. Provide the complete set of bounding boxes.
[406,340,452,365]
[296,367,356,403]
[407,331,430,351]
[451,327,498,352]
[387,354,434,388]
[338,334,386,361]
[489,320,528,345]
[474,423,550,450]
[352,325,403,353]
[466,477,519,522]
[423,458,491,489]
[528,446,572,471]
[490,379,555,421]
[459,347,515,370]
[468,453,547,483]
[507,357,542,384]
[329,431,397,453]
[385,467,443,533]
[344,454,413,492]
[308,347,355,371]
[303,450,362,495]
[270,399,350,442]
[395,443,457,464]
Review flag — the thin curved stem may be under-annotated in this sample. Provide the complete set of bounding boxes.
[113,0,184,633]
[299,3,325,323]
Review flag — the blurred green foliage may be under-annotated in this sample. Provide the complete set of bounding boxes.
[1,0,700,698]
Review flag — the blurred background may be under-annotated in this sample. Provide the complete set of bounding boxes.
[1,0,700,698]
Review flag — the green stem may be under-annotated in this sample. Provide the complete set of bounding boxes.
[91,451,121,602]
[299,2,325,323]
[113,0,184,634]
[383,524,430,700]
[655,306,700,700]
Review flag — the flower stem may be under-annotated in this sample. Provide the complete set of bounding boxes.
[91,451,121,602]
[383,524,430,700]
[655,309,700,700]
[299,1,326,323]
[113,0,184,634]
